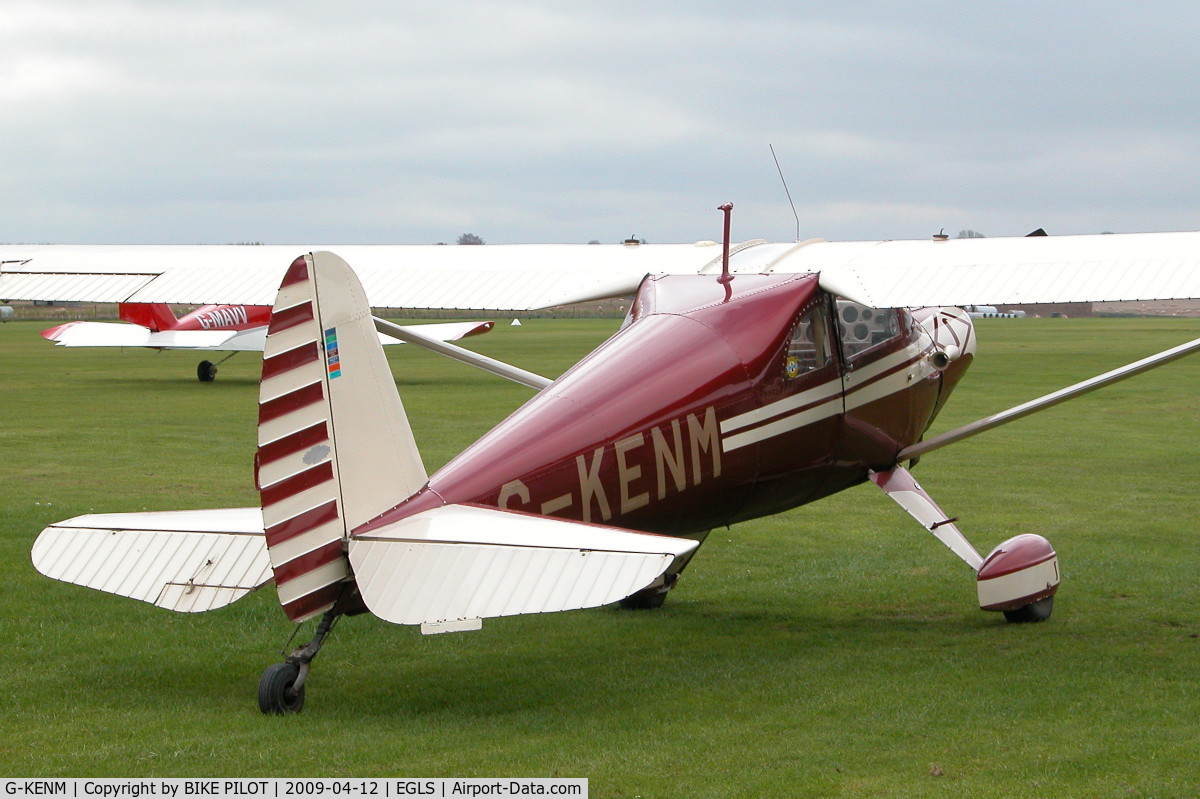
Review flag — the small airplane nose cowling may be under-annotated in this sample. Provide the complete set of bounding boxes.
[976,533,1059,613]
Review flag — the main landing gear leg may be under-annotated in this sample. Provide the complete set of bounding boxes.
[618,531,709,610]
[870,466,1059,622]
[258,606,340,715]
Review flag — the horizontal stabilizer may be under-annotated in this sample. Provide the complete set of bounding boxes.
[32,508,270,612]
[349,504,698,626]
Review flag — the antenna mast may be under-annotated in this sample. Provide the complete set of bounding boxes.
[717,202,734,284]
[770,144,800,242]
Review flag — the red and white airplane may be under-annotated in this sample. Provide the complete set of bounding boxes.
[6,214,1200,713]
[41,301,495,381]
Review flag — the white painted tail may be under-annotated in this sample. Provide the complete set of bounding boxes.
[256,251,427,621]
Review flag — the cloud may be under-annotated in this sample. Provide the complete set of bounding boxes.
[3,1,1199,244]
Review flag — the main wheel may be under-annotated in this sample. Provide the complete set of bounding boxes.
[197,360,218,382]
[1003,595,1054,624]
[258,662,305,714]
[619,586,668,610]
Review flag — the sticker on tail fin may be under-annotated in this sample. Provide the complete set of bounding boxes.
[324,327,342,379]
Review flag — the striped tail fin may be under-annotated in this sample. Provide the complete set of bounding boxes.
[256,252,427,621]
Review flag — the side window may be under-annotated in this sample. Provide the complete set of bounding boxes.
[784,301,833,380]
[836,300,906,362]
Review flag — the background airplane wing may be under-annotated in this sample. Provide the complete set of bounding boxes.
[43,321,247,349]
[40,319,492,351]
[379,320,495,344]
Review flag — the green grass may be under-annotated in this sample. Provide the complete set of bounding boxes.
[3,316,1199,796]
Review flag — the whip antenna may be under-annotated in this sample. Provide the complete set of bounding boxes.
[770,144,800,242]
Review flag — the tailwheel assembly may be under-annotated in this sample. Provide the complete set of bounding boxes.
[258,606,340,715]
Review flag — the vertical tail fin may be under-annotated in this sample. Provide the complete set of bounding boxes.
[118,302,178,331]
[256,252,427,621]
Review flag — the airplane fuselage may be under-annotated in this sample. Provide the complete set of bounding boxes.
[362,273,975,538]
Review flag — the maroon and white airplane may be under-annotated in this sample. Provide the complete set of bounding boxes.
[41,301,495,381]
[8,213,1200,713]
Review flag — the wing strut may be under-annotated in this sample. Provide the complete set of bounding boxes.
[900,334,1200,460]
[372,316,552,390]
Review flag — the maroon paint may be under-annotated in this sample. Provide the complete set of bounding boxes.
[257,421,330,466]
[258,382,324,425]
[978,534,1058,580]
[357,273,969,542]
[261,341,319,381]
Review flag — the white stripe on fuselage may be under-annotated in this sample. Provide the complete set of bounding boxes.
[720,378,844,435]
[720,345,929,453]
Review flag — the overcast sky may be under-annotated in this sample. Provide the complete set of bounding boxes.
[4,1,1199,245]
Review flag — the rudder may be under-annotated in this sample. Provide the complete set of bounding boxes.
[256,251,427,621]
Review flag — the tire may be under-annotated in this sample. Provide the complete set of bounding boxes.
[618,587,668,610]
[197,360,217,382]
[1003,595,1054,624]
[257,662,305,714]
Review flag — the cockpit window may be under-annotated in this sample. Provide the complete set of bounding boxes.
[836,300,905,361]
[784,301,833,379]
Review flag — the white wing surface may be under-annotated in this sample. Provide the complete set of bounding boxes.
[349,504,698,626]
[766,232,1200,308]
[31,508,270,612]
[40,319,490,351]
[1,243,725,310]
[7,232,1200,311]
[42,321,247,349]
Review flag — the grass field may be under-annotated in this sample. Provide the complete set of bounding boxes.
[3,316,1199,796]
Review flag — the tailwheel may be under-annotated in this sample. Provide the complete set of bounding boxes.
[197,360,218,382]
[258,662,306,714]
[258,605,340,715]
